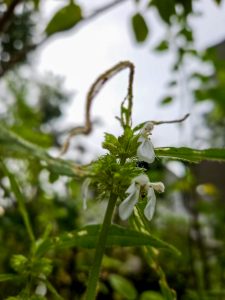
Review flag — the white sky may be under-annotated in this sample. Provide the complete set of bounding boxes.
[37,0,225,161]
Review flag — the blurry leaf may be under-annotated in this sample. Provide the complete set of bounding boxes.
[160,96,173,105]
[10,255,28,274]
[33,0,40,9]
[140,291,164,300]
[214,0,222,4]
[178,27,193,42]
[155,147,225,163]
[159,278,176,300]
[168,80,177,87]
[102,133,120,155]
[150,0,175,24]
[49,172,59,183]
[180,0,193,15]
[0,124,86,178]
[46,3,82,36]
[154,40,169,52]
[1,162,35,243]
[109,274,137,300]
[131,13,149,43]
[36,224,180,257]
[45,280,64,300]
[0,274,24,282]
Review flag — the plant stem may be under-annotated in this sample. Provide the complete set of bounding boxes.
[85,192,117,300]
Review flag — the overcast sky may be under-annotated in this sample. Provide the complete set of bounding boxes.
[37,0,225,161]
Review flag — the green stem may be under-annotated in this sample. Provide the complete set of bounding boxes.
[85,193,117,300]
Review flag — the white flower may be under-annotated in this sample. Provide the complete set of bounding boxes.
[82,178,92,210]
[119,174,164,221]
[137,122,155,163]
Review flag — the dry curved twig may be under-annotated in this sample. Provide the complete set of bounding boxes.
[60,61,135,155]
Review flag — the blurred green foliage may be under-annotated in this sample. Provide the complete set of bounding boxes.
[0,0,225,299]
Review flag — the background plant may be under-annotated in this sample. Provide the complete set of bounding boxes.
[0,1,225,299]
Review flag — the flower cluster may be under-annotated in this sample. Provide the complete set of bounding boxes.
[82,121,165,221]
[119,121,165,221]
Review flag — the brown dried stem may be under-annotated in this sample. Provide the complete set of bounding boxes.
[60,61,135,155]
[152,113,190,125]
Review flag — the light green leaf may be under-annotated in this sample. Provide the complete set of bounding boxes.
[35,224,180,257]
[131,13,149,43]
[109,274,137,300]
[140,291,164,300]
[46,3,82,36]
[155,147,225,163]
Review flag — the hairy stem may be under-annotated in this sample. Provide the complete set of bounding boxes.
[85,193,117,300]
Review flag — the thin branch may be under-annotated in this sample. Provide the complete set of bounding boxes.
[0,0,129,77]
[134,113,190,132]
[84,0,129,23]
[152,113,190,125]
[60,61,135,155]
[0,43,38,78]
[0,0,22,33]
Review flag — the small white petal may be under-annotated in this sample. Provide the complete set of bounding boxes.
[140,122,154,137]
[150,182,165,193]
[144,188,156,221]
[137,138,155,163]
[126,182,137,194]
[81,178,91,210]
[133,174,149,186]
[35,282,47,296]
[119,187,140,220]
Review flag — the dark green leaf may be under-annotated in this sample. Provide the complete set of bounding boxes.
[151,0,176,24]
[36,224,180,257]
[0,274,24,282]
[160,96,173,105]
[155,147,225,163]
[154,40,169,52]
[178,27,193,42]
[214,0,222,4]
[109,274,137,300]
[131,13,149,43]
[176,0,193,15]
[46,3,82,36]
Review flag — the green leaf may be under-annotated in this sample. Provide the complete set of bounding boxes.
[159,278,176,300]
[102,133,120,155]
[0,162,35,243]
[36,224,180,257]
[154,40,169,52]
[151,0,175,24]
[140,291,164,300]
[0,274,24,282]
[0,124,86,178]
[155,147,225,163]
[160,96,173,105]
[214,0,222,4]
[131,13,149,43]
[109,274,137,300]
[46,3,82,36]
